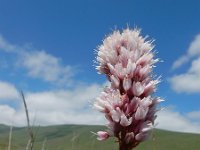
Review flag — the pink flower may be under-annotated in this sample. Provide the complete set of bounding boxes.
[94,28,163,150]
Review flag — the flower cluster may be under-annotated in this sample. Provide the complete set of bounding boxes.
[94,28,163,150]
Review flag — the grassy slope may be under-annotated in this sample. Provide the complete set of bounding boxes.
[0,124,199,150]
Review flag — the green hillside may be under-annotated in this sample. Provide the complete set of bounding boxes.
[0,124,199,150]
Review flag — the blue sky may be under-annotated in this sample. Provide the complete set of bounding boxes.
[0,0,200,133]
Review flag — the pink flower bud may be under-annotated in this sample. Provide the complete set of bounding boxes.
[110,75,120,88]
[126,60,136,77]
[111,109,121,122]
[123,77,132,91]
[97,131,109,141]
[135,105,148,120]
[132,82,144,96]
[120,114,132,127]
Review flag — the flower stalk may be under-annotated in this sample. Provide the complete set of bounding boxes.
[94,28,163,150]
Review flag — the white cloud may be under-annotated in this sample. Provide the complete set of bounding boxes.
[188,34,200,56]
[172,34,200,69]
[0,81,19,100]
[187,110,200,121]
[172,55,189,70]
[170,34,200,93]
[23,83,105,126]
[0,83,105,126]
[0,105,16,125]
[169,57,200,93]
[18,50,74,85]
[156,108,200,133]
[0,35,75,86]
[0,35,17,52]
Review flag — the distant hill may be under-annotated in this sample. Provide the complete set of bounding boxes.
[0,124,199,150]
[0,124,10,133]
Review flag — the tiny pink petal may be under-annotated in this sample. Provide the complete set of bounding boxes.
[123,77,132,91]
[132,82,144,96]
[120,114,132,126]
[110,75,120,88]
[135,106,148,120]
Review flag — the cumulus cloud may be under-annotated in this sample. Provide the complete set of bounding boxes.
[172,34,200,69]
[172,55,189,70]
[0,35,74,86]
[187,110,200,121]
[0,105,16,125]
[0,81,19,100]
[0,35,17,52]
[0,83,105,126]
[170,34,200,93]
[18,50,73,85]
[156,108,200,133]
[169,57,200,93]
